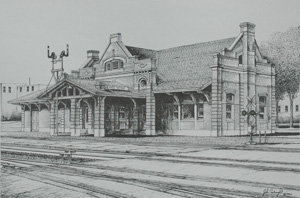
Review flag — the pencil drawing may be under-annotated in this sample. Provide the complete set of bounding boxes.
[1,1,299,197]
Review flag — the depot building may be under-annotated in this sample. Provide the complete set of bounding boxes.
[9,22,276,137]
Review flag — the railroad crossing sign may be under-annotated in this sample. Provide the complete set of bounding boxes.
[246,96,256,109]
[242,95,258,144]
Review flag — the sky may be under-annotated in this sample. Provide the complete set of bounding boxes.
[0,0,299,85]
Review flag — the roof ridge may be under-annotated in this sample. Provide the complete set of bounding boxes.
[158,37,236,52]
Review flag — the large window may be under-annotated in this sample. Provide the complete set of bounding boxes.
[182,104,194,119]
[259,96,266,119]
[226,93,234,119]
[105,59,124,71]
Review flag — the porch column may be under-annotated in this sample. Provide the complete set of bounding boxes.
[61,109,65,133]
[75,102,81,136]
[70,99,76,136]
[21,106,25,132]
[50,101,57,135]
[94,96,105,137]
[88,103,93,134]
[99,97,105,136]
[145,85,156,135]
[194,103,197,130]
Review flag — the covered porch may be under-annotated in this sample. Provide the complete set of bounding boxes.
[10,78,147,137]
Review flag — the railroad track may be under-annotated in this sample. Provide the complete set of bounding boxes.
[2,159,264,198]
[2,157,299,193]
[2,145,300,174]
[2,160,133,198]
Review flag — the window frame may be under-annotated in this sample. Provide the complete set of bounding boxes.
[296,105,299,112]
[226,93,234,120]
[32,86,34,91]
[285,105,288,112]
[181,103,195,120]
[197,103,204,119]
[259,96,267,120]
[3,86,6,93]
[8,87,11,93]
[27,86,29,92]
[173,104,179,120]
[105,59,124,71]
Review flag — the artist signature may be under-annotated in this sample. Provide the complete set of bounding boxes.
[262,188,292,197]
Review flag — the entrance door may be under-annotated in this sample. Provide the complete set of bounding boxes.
[32,111,39,132]
[82,106,89,130]
[57,109,65,133]
[160,103,172,131]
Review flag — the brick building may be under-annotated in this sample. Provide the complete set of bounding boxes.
[9,22,275,136]
[1,83,46,120]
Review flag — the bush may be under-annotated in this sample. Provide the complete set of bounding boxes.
[9,111,21,121]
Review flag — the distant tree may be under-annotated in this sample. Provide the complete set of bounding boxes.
[260,26,300,128]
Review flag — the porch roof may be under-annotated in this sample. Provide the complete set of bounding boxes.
[9,78,145,105]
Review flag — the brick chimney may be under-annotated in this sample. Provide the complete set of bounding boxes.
[110,33,122,43]
[87,50,99,60]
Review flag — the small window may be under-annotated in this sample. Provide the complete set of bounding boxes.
[239,55,242,65]
[173,104,179,119]
[198,103,204,118]
[105,62,110,71]
[3,86,6,93]
[27,86,29,92]
[259,96,266,119]
[259,96,266,105]
[278,106,281,113]
[285,106,288,112]
[139,79,147,88]
[112,61,118,69]
[105,59,124,71]
[20,87,22,92]
[226,105,232,119]
[8,87,11,93]
[32,86,34,91]
[226,93,234,103]
[296,105,299,112]
[226,93,234,119]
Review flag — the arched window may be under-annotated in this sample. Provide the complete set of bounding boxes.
[181,96,194,120]
[105,59,124,71]
[226,93,234,119]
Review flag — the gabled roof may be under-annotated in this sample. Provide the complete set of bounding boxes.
[125,46,156,60]
[155,37,236,91]
[9,76,146,104]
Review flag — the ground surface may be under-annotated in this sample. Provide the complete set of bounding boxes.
[1,121,300,198]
